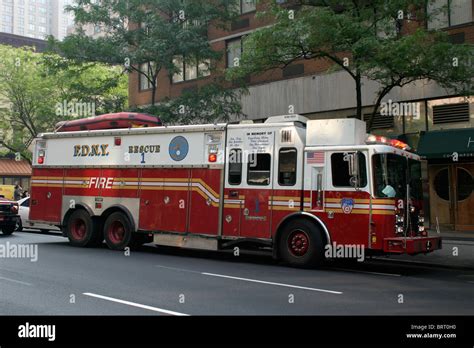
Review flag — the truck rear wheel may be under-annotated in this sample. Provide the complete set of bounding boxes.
[2,224,16,235]
[103,212,134,251]
[278,219,326,268]
[66,209,102,247]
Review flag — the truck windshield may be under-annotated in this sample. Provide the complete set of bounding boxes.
[408,159,423,201]
[372,153,422,200]
[373,154,407,198]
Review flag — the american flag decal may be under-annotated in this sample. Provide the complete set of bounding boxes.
[307,151,325,164]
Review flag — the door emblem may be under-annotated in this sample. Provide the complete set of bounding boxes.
[169,136,189,161]
[341,198,354,214]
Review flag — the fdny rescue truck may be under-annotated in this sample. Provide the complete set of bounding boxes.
[29,114,441,267]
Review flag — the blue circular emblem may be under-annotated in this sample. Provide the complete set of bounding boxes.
[169,136,189,161]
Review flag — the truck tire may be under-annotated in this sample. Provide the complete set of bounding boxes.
[278,219,326,268]
[103,212,135,251]
[2,224,16,235]
[66,209,102,247]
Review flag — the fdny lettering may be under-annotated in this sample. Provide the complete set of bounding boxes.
[128,145,160,154]
[74,144,109,157]
[89,177,114,189]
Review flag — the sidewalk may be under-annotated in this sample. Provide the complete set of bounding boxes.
[374,230,474,270]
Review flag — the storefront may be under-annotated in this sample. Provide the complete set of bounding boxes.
[417,128,474,232]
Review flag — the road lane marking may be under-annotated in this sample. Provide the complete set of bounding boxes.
[155,264,343,294]
[201,272,342,294]
[332,268,401,277]
[0,276,32,286]
[82,293,190,316]
[155,265,201,274]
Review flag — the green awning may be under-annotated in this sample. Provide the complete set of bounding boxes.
[417,128,474,159]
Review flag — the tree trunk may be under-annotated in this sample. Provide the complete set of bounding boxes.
[151,83,157,106]
[355,70,362,120]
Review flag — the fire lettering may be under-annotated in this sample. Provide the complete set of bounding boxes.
[89,177,114,189]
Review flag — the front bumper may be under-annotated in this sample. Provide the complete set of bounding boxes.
[383,236,442,255]
[0,214,19,226]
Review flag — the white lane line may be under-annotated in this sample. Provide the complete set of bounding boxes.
[82,292,190,316]
[467,281,474,284]
[155,265,201,274]
[201,272,342,294]
[0,276,32,286]
[332,268,401,277]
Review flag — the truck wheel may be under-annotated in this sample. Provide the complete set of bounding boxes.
[104,212,134,251]
[278,219,326,268]
[2,224,16,235]
[66,210,101,247]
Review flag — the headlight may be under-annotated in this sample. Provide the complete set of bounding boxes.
[418,216,425,224]
[396,215,404,224]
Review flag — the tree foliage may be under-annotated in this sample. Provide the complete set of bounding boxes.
[0,45,127,161]
[51,0,245,123]
[228,0,473,130]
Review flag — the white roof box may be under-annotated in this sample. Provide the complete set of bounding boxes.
[265,114,308,124]
[306,118,367,146]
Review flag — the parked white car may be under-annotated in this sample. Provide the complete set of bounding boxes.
[16,197,61,232]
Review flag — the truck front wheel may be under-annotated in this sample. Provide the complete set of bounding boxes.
[278,219,326,268]
[66,209,101,247]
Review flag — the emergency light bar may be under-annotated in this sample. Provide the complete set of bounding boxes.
[366,135,411,151]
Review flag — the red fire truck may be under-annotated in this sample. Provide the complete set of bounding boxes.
[29,114,441,267]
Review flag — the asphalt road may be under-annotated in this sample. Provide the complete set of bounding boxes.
[1,231,473,315]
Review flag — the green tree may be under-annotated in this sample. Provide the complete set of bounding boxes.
[228,0,473,130]
[52,0,245,123]
[0,45,127,162]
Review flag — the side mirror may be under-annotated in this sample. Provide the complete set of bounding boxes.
[344,152,360,189]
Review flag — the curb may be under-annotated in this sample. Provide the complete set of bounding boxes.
[371,257,474,272]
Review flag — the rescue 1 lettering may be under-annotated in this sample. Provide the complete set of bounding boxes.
[74,144,109,157]
[128,145,160,154]
[89,177,114,189]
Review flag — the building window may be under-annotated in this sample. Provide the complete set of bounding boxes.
[247,153,271,186]
[278,148,297,186]
[234,0,256,14]
[228,149,242,185]
[427,0,472,29]
[226,37,243,68]
[172,56,210,83]
[139,62,155,91]
[331,152,367,188]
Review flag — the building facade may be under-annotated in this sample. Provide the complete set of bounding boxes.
[0,158,32,192]
[128,0,474,232]
[0,0,74,40]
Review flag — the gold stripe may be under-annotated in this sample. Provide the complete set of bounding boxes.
[325,198,395,205]
[31,184,63,188]
[272,206,300,211]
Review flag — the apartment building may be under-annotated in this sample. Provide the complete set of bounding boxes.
[129,0,474,232]
[0,0,74,40]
